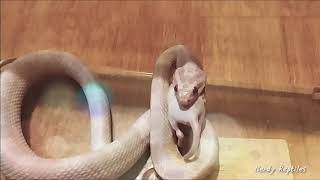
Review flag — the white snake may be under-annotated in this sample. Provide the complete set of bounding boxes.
[0,45,219,179]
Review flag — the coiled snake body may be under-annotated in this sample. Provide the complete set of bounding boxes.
[0,45,219,179]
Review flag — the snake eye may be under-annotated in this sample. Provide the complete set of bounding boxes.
[174,85,178,92]
[193,87,198,95]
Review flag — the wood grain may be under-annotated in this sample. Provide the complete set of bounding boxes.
[1,1,319,94]
[1,2,319,178]
[313,85,320,100]
[202,17,290,92]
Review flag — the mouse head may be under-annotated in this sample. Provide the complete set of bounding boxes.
[172,62,206,109]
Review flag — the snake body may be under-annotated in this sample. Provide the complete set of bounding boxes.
[0,46,218,179]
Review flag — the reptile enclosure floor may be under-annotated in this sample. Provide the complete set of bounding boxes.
[1,69,319,179]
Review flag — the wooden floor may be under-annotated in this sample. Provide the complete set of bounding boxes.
[1,1,320,94]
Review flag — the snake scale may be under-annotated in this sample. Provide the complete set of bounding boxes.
[0,45,219,179]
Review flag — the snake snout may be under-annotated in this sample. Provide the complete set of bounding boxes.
[178,97,196,110]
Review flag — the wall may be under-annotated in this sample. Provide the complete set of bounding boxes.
[1,1,320,93]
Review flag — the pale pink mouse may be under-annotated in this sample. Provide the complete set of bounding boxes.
[168,61,207,160]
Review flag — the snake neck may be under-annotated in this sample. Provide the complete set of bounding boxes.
[150,45,193,141]
[150,45,197,179]
[153,45,194,80]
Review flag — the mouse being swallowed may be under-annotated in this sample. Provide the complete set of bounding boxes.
[168,61,207,160]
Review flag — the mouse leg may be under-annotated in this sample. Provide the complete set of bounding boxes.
[169,118,184,147]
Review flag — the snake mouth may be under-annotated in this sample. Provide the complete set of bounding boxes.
[178,99,196,110]
[175,123,192,156]
[179,104,191,110]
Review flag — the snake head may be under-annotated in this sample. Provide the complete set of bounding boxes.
[173,62,206,110]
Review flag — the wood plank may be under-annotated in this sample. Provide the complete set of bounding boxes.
[313,86,320,100]
[282,17,320,91]
[201,17,291,93]
[0,1,204,71]
[195,1,320,17]
[1,1,320,95]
